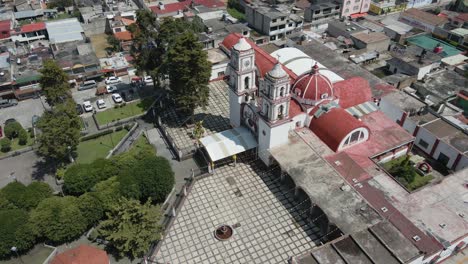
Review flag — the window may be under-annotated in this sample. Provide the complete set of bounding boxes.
[245,94,249,102]
[335,6,340,9]
[264,104,269,116]
[217,71,224,77]
[279,24,285,29]
[353,5,359,10]
[350,130,360,144]
[288,23,293,27]
[115,28,122,32]
[280,87,285,97]
[437,153,450,166]
[278,105,284,119]
[244,76,250,89]
[270,26,278,31]
[314,10,320,14]
[364,4,368,7]
[346,1,351,5]
[418,139,429,149]
[281,17,285,21]
[272,19,277,23]
[321,93,328,99]
[270,35,276,41]
[345,8,349,12]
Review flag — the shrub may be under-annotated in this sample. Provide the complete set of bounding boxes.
[115,125,123,131]
[18,129,28,145]
[0,138,11,152]
[77,193,104,226]
[124,124,132,131]
[4,122,23,139]
[0,182,52,211]
[80,129,113,141]
[28,127,35,139]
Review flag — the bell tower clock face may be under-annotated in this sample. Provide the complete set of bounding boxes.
[243,58,251,69]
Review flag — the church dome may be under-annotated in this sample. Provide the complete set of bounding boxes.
[267,62,287,79]
[292,64,334,102]
[233,37,251,51]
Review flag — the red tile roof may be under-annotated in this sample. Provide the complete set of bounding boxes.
[114,31,133,41]
[293,69,334,101]
[309,108,368,152]
[334,77,372,108]
[20,22,45,33]
[120,17,135,26]
[289,98,303,118]
[220,33,297,81]
[0,20,11,39]
[455,12,468,22]
[150,0,224,15]
[51,245,109,264]
[401,8,448,26]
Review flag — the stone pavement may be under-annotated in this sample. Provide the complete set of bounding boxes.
[160,80,231,151]
[154,161,321,264]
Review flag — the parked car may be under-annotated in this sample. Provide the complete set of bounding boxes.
[32,115,39,127]
[83,101,93,112]
[144,76,153,84]
[76,104,84,115]
[96,99,106,109]
[121,92,133,102]
[95,86,107,96]
[0,98,18,108]
[105,76,121,85]
[106,85,117,93]
[112,93,122,103]
[78,80,97,91]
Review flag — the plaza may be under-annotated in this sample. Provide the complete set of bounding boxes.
[153,159,321,263]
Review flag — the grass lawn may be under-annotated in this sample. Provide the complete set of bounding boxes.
[76,130,128,164]
[0,134,34,157]
[0,245,54,264]
[383,155,434,191]
[95,98,153,126]
[90,34,110,58]
[129,134,156,155]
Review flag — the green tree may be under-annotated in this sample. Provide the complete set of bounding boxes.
[77,193,104,226]
[0,138,11,152]
[0,182,52,211]
[166,32,211,115]
[29,196,87,243]
[107,35,121,52]
[97,198,163,259]
[0,209,36,258]
[36,99,80,161]
[63,159,118,196]
[46,0,72,10]
[4,121,23,139]
[92,177,122,211]
[18,128,28,145]
[39,60,69,106]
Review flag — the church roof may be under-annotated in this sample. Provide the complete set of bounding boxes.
[220,33,297,81]
[289,98,304,117]
[268,62,287,79]
[334,77,373,109]
[233,37,251,51]
[292,65,334,101]
[309,108,368,152]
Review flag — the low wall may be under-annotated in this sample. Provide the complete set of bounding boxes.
[94,112,145,131]
[106,122,139,158]
[0,146,35,161]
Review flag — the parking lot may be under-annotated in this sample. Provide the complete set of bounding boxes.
[0,97,49,129]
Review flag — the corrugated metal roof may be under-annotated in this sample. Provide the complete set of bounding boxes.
[46,18,84,44]
[200,127,257,161]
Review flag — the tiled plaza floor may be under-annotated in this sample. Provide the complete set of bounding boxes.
[161,80,231,151]
[154,161,320,263]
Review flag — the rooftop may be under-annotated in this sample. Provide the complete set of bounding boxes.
[271,132,381,235]
[54,41,100,69]
[450,27,468,36]
[422,118,468,153]
[371,168,468,245]
[441,54,468,66]
[412,70,467,103]
[51,245,109,264]
[400,8,448,26]
[406,34,461,58]
[150,0,225,15]
[207,48,229,64]
[46,18,84,44]
[351,31,389,44]
[389,44,443,67]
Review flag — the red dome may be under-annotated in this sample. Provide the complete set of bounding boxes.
[292,67,334,102]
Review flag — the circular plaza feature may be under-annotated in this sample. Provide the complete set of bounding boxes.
[214,225,234,241]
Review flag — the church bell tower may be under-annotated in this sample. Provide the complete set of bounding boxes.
[228,37,257,127]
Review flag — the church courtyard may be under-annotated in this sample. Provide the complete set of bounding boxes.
[159,80,231,154]
[153,160,321,263]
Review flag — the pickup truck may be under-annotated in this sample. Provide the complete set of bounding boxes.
[0,98,18,109]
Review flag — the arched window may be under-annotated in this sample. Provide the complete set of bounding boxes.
[245,94,249,102]
[245,76,250,89]
[278,105,284,119]
[346,1,351,5]
[345,8,349,12]
[280,87,285,97]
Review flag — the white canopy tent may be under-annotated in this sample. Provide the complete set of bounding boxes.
[200,127,257,162]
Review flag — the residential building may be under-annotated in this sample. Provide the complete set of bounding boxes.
[0,52,14,99]
[350,31,390,51]
[412,70,467,105]
[245,4,303,41]
[447,28,468,46]
[304,0,341,29]
[399,8,448,33]
[46,18,85,45]
[327,21,368,39]
[100,52,133,77]
[10,22,47,43]
[150,0,225,18]
[387,44,442,80]
[0,20,11,40]
[368,0,406,15]
[339,0,371,18]
[14,9,43,21]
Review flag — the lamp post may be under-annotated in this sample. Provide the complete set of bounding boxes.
[67,146,74,163]
[11,247,24,264]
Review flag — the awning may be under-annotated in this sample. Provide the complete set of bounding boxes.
[350,12,368,18]
[200,127,257,162]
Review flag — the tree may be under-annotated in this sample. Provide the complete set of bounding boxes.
[4,121,23,139]
[97,198,163,259]
[29,196,87,243]
[107,35,121,52]
[63,159,118,196]
[46,0,72,10]
[36,99,80,161]
[0,138,11,152]
[166,32,211,115]
[18,128,28,145]
[92,177,122,211]
[0,182,52,211]
[39,60,70,106]
[0,209,36,258]
[117,155,174,204]
[77,193,104,226]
